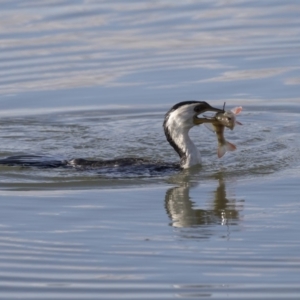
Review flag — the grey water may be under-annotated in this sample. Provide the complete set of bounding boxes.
[1,0,300,299]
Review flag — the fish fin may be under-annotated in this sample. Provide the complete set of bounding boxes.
[231,106,242,115]
[218,141,236,158]
[236,120,243,125]
[204,123,216,133]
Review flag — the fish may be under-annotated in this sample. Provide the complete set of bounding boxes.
[205,107,242,158]
[214,107,242,130]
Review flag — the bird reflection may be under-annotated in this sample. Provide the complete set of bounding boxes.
[165,171,240,228]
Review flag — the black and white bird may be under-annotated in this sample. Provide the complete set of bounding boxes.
[163,101,223,168]
[0,101,223,172]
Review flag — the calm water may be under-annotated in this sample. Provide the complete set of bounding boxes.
[1,0,300,299]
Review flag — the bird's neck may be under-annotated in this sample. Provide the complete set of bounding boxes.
[164,119,202,169]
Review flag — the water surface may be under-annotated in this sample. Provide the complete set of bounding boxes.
[1,0,300,110]
[1,176,300,299]
[1,1,300,299]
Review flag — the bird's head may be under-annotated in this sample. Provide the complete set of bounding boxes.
[164,101,224,130]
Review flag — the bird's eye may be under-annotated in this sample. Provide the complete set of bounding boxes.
[194,106,202,113]
[227,117,231,121]
[194,104,206,113]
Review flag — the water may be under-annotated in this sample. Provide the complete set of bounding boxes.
[1,0,300,299]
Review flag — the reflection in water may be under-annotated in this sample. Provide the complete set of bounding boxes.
[165,171,241,229]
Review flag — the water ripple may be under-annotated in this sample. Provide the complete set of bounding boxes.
[1,0,300,97]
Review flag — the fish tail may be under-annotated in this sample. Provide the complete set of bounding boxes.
[218,141,236,158]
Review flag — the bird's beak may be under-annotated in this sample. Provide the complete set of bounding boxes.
[207,105,224,113]
[193,105,224,125]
